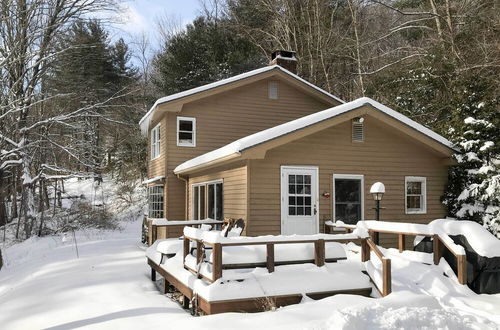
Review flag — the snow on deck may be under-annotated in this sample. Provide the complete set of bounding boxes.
[174,97,455,173]
[161,249,370,302]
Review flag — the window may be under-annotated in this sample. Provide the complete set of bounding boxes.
[268,81,279,100]
[148,185,164,218]
[192,180,223,220]
[334,174,364,224]
[177,117,196,147]
[151,124,161,159]
[352,118,364,142]
[405,176,426,214]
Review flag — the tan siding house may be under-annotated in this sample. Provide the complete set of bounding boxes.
[141,59,454,245]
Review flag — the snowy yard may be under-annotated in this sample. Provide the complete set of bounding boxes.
[1,215,500,329]
[0,179,499,329]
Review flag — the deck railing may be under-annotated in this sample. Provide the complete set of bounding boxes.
[145,218,224,245]
[182,233,393,297]
[328,221,468,285]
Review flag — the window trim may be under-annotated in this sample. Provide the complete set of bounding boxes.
[405,176,427,214]
[177,116,196,147]
[333,174,365,222]
[150,123,161,160]
[191,179,223,220]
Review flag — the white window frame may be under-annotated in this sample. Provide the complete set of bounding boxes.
[147,185,164,218]
[333,174,365,222]
[177,116,196,147]
[268,80,279,100]
[405,176,427,214]
[150,124,161,160]
[192,179,223,220]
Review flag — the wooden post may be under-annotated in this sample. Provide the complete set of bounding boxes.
[163,278,169,294]
[183,236,190,261]
[151,268,156,281]
[398,234,405,253]
[457,254,467,285]
[212,243,222,281]
[182,296,190,309]
[151,224,158,244]
[147,219,153,246]
[433,234,442,265]
[369,230,377,243]
[266,243,275,273]
[314,239,325,266]
[196,240,203,265]
[382,258,391,296]
[361,238,370,262]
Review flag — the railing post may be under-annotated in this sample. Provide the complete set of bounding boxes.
[213,243,222,282]
[183,236,189,261]
[361,238,370,262]
[314,239,325,266]
[398,234,405,253]
[382,258,391,296]
[266,243,275,273]
[433,234,442,265]
[457,254,467,285]
[369,230,377,243]
[196,240,203,265]
[151,224,158,244]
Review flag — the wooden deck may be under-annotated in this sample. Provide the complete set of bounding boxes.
[147,231,392,315]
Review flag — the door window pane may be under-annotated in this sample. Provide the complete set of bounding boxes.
[208,184,215,219]
[288,174,313,216]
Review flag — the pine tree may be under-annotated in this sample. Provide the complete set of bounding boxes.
[443,103,500,237]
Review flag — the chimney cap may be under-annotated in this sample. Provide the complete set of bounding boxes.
[271,50,296,61]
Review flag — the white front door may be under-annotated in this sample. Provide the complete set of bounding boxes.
[281,166,319,235]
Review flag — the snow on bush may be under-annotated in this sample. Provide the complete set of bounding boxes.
[443,115,500,238]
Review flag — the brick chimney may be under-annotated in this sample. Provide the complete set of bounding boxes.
[269,50,297,74]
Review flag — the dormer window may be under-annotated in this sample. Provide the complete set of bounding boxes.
[352,117,364,142]
[268,81,279,100]
[151,124,161,159]
[177,116,196,147]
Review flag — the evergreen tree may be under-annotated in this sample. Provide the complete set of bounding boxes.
[152,16,265,95]
[443,103,500,237]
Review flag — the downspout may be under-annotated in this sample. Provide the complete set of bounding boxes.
[177,174,189,220]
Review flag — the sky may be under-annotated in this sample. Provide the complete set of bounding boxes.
[103,0,202,55]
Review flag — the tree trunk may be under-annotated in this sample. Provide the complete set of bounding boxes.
[0,170,7,227]
[0,248,3,270]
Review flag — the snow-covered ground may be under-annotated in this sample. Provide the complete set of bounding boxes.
[1,179,500,329]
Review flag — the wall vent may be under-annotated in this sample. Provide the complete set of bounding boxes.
[268,81,279,100]
[352,118,364,142]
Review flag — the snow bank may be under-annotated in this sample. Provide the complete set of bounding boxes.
[174,97,455,173]
[429,219,500,258]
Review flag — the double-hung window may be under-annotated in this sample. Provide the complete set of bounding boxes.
[177,117,196,147]
[148,185,164,218]
[405,176,426,214]
[192,180,223,220]
[151,124,161,159]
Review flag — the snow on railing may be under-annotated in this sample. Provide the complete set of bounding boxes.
[182,228,392,297]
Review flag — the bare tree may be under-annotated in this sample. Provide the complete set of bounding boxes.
[0,0,118,238]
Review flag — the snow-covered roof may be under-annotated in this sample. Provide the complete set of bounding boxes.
[174,97,455,174]
[139,65,344,135]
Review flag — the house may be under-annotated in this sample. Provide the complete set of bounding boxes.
[140,51,455,246]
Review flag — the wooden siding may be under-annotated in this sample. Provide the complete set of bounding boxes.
[147,116,167,178]
[164,77,331,220]
[188,165,248,234]
[248,115,449,246]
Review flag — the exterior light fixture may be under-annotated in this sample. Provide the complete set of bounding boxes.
[369,182,385,245]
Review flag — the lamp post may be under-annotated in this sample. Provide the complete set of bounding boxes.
[370,182,385,245]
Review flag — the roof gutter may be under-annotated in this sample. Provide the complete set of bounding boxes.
[174,152,242,175]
